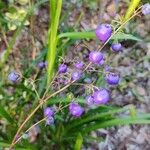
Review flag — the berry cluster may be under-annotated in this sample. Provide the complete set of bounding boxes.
[44,107,54,125]
[49,23,121,119]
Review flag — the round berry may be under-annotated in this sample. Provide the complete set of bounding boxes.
[37,61,47,69]
[58,64,67,73]
[105,72,119,85]
[95,24,112,42]
[86,95,94,106]
[104,65,110,72]
[89,51,103,64]
[111,43,122,52]
[142,3,150,15]
[72,71,82,81]
[46,116,54,125]
[8,71,20,83]
[44,107,54,118]
[93,88,110,105]
[74,61,84,70]
[69,102,84,117]
[97,58,105,66]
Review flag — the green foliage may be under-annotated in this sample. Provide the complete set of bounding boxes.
[124,0,141,21]
[0,106,15,124]
[58,31,142,41]
[74,133,83,150]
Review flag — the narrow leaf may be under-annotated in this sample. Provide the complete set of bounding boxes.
[58,31,95,39]
[0,141,31,150]
[0,106,14,124]
[124,0,141,21]
[58,31,142,41]
[112,32,142,41]
[74,133,83,150]
[82,114,150,134]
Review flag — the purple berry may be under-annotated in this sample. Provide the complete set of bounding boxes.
[58,64,67,73]
[86,95,94,106]
[44,107,54,125]
[104,65,110,72]
[69,102,84,117]
[44,107,54,118]
[72,71,82,81]
[37,61,46,69]
[95,24,112,42]
[93,88,110,105]
[105,72,120,85]
[142,3,150,15]
[89,51,103,64]
[111,43,122,52]
[84,78,92,84]
[46,116,54,125]
[8,71,20,83]
[97,58,105,66]
[74,61,84,70]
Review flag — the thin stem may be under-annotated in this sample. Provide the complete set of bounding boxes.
[83,9,141,72]
[9,104,42,149]
[13,118,46,146]
[11,103,71,146]
[42,71,59,99]
[9,80,74,149]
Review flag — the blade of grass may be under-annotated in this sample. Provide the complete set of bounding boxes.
[74,133,83,150]
[66,106,129,132]
[50,0,56,21]
[82,114,150,134]
[0,141,31,150]
[124,0,141,21]
[58,31,95,39]
[58,31,141,41]
[47,0,62,85]
[0,106,15,124]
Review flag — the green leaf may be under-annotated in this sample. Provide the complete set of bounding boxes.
[82,114,150,134]
[0,141,31,150]
[112,32,142,41]
[47,97,85,105]
[129,105,137,119]
[96,73,105,87]
[66,106,128,132]
[0,106,14,124]
[58,31,95,39]
[47,0,62,84]
[58,31,142,41]
[74,133,83,150]
[124,0,141,21]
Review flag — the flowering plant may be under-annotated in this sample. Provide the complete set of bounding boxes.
[0,0,150,149]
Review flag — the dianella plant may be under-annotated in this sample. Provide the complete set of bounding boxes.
[0,0,150,150]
